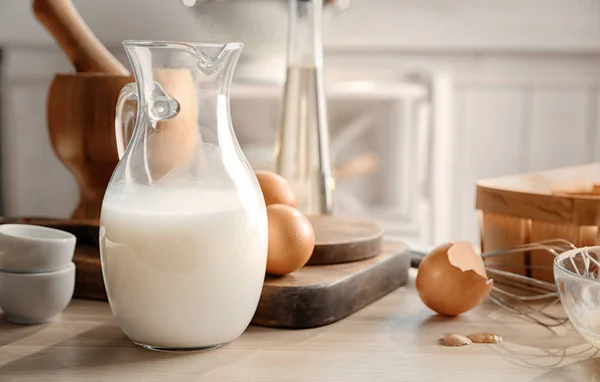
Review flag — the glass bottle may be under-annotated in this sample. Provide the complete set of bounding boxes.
[100,40,268,351]
[275,0,334,215]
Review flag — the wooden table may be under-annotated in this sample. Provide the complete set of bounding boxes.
[0,269,597,382]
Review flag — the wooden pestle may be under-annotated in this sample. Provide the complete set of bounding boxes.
[33,0,128,75]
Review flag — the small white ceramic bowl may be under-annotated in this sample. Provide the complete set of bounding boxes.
[0,224,76,273]
[0,262,75,324]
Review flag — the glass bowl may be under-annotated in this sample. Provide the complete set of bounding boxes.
[554,246,600,347]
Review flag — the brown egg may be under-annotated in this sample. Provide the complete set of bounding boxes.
[266,204,315,276]
[256,171,296,207]
[416,241,493,316]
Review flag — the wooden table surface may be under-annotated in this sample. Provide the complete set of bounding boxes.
[0,269,598,382]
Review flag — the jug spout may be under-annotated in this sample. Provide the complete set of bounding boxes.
[193,42,244,94]
[194,42,244,72]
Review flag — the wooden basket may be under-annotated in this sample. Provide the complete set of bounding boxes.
[476,163,600,282]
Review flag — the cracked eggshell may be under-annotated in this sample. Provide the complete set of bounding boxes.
[416,241,493,316]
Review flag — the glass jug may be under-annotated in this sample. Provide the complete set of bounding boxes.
[99,40,268,352]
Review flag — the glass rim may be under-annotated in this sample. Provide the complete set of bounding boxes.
[554,245,600,283]
[0,223,76,242]
[122,40,243,51]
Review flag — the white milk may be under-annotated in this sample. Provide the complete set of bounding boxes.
[100,183,268,349]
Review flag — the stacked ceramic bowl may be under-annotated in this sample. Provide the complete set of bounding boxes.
[0,224,76,324]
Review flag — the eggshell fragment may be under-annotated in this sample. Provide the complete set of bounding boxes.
[440,334,472,347]
[266,204,315,276]
[256,171,296,207]
[416,241,493,316]
[467,333,503,344]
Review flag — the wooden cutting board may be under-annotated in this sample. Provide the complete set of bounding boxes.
[307,215,383,265]
[0,217,409,328]
[252,243,409,329]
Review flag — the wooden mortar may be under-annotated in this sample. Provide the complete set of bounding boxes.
[47,73,133,220]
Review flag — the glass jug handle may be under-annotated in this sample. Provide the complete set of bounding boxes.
[115,82,138,159]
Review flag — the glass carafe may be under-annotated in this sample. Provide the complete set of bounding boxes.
[275,0,334,215]
[100,40,268,352]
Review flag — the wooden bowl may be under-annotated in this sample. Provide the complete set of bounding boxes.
[47,73,134,220]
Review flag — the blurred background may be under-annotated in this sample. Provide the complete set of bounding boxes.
[1,0,600,247]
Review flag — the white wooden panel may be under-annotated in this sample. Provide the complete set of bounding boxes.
[1,84,77,217]
[449,89,467,242]
[459,88,528,244]
[594,91,600,162]
[528,89,592,171]
[428,73,455,244]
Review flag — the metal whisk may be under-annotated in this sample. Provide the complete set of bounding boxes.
[483,239,577,327]
[413,239,577,327]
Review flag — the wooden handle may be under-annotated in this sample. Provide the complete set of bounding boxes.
[32,0,128,74]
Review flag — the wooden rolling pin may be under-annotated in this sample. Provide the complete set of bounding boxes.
[33,0,128,74]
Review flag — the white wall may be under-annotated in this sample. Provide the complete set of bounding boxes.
[3,0,600,50]
[2,0,600,245]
